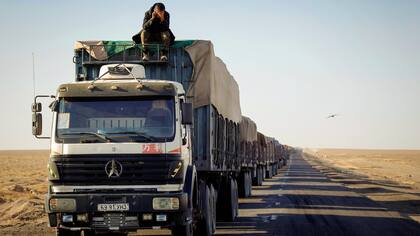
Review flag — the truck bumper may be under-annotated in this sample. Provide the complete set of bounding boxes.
[45,191,191,232]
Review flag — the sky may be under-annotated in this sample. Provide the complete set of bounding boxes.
[0,0,419,150]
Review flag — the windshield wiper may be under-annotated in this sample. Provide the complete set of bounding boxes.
[60,132,112,142]
[104,131,157,141]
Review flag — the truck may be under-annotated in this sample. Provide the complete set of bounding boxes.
[31,40,287,236]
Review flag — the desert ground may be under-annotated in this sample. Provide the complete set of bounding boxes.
[305,149,420,223]
[0,149,419,235]
[0,150,52,235]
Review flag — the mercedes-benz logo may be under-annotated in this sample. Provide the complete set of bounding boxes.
[105,160,123,178]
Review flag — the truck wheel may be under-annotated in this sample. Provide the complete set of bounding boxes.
[81,230,95,236]
[252,168,259,186]
[86,233,126,236]
[217,177,238,221]
[258,167,263,186]
[196,181,213,236]
[262,166,267,180]
[255,167,260,186]
[244,170,252,197]
[238,171,247,198]
[209,184,217,233]
[233,178,239,218]
[246,171,252,197]
[172,222,193,236]
[57,228,80,236]
[258,167,263,184]
[266,165,272,179]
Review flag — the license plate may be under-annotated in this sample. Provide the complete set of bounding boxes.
[97,203,129,212]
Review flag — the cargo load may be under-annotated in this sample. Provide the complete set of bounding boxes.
[74,40,241,122]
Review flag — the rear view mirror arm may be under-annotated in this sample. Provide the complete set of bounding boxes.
[34,95,55,103]
[32,95,56,139]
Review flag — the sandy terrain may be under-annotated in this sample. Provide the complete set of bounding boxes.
[1,149,419,235]
[0,150,53,235]
[305,148,420,223]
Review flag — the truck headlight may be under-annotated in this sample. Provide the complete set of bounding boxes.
[49,198,76,212]
[47,161,60,180]
[152,197,179,210]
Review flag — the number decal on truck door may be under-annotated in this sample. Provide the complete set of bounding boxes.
[142,144,161,154]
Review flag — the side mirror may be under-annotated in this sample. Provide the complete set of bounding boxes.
[181,102,193,125]
[32,113,42,136]
[32,103,42,112]
[32,95,55,139]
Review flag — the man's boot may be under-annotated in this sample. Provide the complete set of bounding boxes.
[142,52,150,61]
[160,49,168,61]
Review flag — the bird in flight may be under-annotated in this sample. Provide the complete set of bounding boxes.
[326,114,339,119]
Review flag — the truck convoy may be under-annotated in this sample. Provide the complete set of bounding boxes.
[31,40,290,236]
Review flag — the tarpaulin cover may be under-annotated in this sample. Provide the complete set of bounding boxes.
[185,40,242,123]
[239,116,257,142]
[265,136,275,144]
[257,132,267,147]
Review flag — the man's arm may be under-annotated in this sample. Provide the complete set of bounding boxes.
[142,12,155,30]
[159,12,170,31]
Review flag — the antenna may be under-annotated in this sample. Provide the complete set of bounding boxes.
[32,52,36,97]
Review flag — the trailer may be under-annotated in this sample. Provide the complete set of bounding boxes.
[238,116,257,197]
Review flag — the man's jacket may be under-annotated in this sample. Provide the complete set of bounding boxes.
[132,3,175,44]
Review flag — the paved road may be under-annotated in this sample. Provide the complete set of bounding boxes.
[216,151,420,236]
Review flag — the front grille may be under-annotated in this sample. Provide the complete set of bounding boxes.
[91,213,139,229]
[53,154,183,185]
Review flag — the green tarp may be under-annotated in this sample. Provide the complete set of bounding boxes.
[74,40,195,60]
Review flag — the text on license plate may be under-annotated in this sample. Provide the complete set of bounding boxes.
[97,203,129,212]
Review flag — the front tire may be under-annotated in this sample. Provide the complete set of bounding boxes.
[196,181,214,236]
[82,230,95,236]
[83,231,126,236]
[57,228,80,236]
[172,222,193,236]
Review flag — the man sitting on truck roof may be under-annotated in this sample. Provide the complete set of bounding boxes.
[132,2,175,62]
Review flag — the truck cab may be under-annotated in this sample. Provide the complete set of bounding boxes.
[33,64,197,235]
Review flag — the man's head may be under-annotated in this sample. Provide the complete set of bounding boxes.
[153,3,165,13]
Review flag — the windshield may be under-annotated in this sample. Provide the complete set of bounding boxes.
[55,97,175,143]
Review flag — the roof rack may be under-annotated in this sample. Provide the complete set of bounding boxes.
[74,43,169,66]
